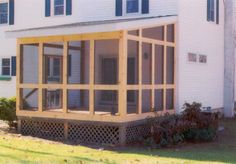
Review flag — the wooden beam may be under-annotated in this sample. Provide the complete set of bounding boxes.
[17,109,175,123]
[151,43,155,112]
[89,40,95,115]
[163,25,167,112]
[16,41,21,112]
[118,31,128,117]
[138,29,142,114]
[38,42,43,112]
[18,31,122,44]
[44,43,81,51]
[63,42,68,114]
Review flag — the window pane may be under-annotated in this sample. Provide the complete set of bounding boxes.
[166,47,174,84]
[127,0,139,13]
[0,3,8,24]
[142,42,152,84]
[54,0,64,5]
[127,40,139,85]
[143,26,164,41]
[43,42,63,84]
[54,6,64,15]
[94,90,118,115]
[155,89,163,111]
[95,40,119,85]
[155,45,164,84]
[142,90,151,113]
[127,90,138,114]
[167,24,175,43]
[0,3,8,12]
[2,58,10,66]
[20,88,38,111]
[43,89,63,111]
[2,67,10,76]
[166,89,174,110]
[68,90,89,113]
[68,41,90,84]
[21,44,39,84]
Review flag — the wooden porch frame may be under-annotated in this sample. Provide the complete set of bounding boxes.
[16,23,176,123]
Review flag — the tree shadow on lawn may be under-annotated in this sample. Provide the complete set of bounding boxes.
[115,143,236,164]
[0,144,99,163]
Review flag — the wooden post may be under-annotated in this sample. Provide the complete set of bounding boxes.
[89,40,95,115]
[38,42,43,112]
[119,124,127,146]
[163,25,167,112]
[119,31,128,116]
[64,122,69,140]
[63,42,68,113]
[17,119,21,133]
[16,41,21,113]
[173,23,177,113]
[138,29,142,114]
[151,43,155,111]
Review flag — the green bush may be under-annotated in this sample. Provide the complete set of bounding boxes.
[145,102,219,148]
[0,97,17,127]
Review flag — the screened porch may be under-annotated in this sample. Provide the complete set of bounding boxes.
[16,23,176,123]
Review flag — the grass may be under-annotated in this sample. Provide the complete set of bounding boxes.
[0,119,235,164]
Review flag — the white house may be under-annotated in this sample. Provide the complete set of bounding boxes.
[0,0,227,144]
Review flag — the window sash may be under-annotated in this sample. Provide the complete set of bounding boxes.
[126,0,139,13]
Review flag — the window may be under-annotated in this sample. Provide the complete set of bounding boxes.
[207,0,219,23]
[199,55,207,63]
[188,53,197,62]
[54,0,64,15]
[2,58,10,76]
[46,56,62,83]
[0,2,8,24]
[126,0,139,14]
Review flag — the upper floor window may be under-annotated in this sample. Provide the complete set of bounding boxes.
[207,0,219,24]
[126,0,139,14]
[1,58,10,76]
[0,2,8,24]
[54,0,64,16]
[116,0,149,17]
[45,0,72,17]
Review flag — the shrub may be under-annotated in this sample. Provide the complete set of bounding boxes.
[0,97,17,127]
[145,102,219,148]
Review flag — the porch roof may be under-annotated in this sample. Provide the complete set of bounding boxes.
[6,15,177,38]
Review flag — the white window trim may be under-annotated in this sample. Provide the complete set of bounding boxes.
[0,0,9,25]
[124,0,142,16]
[51,0,66,17]
[1,57,11,76]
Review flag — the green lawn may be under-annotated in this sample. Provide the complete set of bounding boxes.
[0,119,236,164]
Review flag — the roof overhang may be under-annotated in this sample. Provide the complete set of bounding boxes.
[6,15,177,38]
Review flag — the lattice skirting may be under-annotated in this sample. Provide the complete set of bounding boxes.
[19,118,150,145]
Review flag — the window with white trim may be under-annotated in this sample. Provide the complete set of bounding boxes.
[126,0,139,14]
[53,0,65,16]
[0,2,8,24]
[1,58,10,76]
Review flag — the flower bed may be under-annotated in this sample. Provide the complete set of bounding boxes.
[144,102,219,148]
